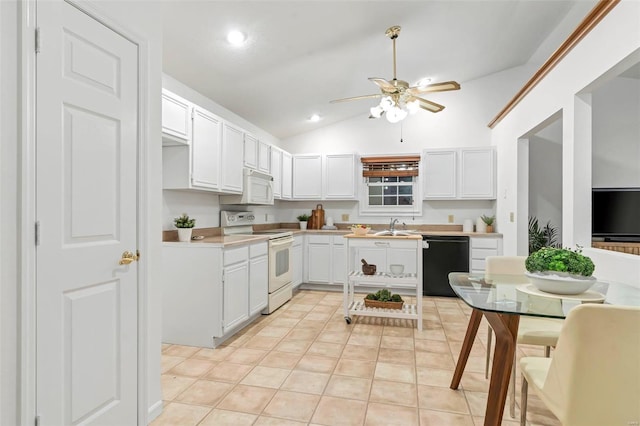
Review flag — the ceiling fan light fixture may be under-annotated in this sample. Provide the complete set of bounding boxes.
[379,96,393,112]
[407,99,420,114]
[369,105,384,118]
[227,30,247,46]
[386,106,407,123]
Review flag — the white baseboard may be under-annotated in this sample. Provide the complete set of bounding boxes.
[147,399,163,423]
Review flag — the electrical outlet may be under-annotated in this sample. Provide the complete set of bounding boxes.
[448,214,454,223]
[341,214,349,222]
[510,212,515,222]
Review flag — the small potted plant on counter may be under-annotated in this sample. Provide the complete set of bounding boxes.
[297,213,309,230]
[525,246,596,295]
[481,215,495,233]
[174,213,196,242]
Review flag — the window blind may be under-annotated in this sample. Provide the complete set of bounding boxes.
[361,155,420,177]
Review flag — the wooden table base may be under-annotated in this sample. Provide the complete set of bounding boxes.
[450,308,519,426]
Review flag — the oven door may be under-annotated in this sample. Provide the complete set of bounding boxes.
[268,236,293,292]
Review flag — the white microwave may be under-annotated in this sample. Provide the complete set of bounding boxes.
[220,169,274,205]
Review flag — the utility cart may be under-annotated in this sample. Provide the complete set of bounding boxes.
[343,234,423,330]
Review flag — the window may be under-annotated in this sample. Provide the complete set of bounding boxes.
[359,155,422,216]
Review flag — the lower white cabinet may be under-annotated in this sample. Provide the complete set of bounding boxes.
[292,235,304,289]
[249,243,269,315]
[223,259,249,332]
[332,236,346,284]
[470,237,503,273]
[305,234,345,286]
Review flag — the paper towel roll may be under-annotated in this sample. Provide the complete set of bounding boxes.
[463,219,474,233]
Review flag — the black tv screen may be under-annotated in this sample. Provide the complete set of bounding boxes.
[592,188,640,241]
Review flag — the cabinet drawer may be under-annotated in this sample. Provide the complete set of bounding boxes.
[332,235,346,246]
[307,234,331,244]
[471,238,499,249]
[224,246,249,266]
[346,238,419,249]
[471,259,486,271]
[471,248,498,260]
[249,242,268,258]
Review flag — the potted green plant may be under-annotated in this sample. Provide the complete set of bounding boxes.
[364,289,404,309]
[481,215,496,233]
[525,246,596,295]
[297,213,309,230]
[174,213,196,242]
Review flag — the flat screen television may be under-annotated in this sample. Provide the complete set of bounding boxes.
[592,188,640,242]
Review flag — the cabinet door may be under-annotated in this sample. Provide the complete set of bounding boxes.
[258,141,271,174]
[292,154,323,199]
[307,243,331,283]
[332,244,346,285]
[244,133,258,169]
[460,148,495,199]
[271,147,282,199]
[281,151,292,199]
[423,149,457,199]
[191,107,221,189]
[249,255,269,316]
[220,122,245,193]
[325,154,356,199]
[161,89,191,145]
[292,243,303,289]
[223,261,249,331]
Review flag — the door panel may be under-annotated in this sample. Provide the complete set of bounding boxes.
[36,1,139,424]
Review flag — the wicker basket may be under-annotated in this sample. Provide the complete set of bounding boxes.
[364,299,404,310]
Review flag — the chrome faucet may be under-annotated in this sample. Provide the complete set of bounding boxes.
[389,218,399,233]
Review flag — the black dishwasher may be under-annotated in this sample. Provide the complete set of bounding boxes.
[422,235,469,296]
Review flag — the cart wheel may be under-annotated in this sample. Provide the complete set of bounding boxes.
[344,317,352,324]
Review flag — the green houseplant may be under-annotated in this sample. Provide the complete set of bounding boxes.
[364,289,404,309]
[297,213,309,230]
[481,215,495,233]
[528,216,560,254]
[174,213,196,241]
[525,246,596,294]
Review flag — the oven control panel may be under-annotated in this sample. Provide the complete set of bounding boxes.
[221,211,255,227]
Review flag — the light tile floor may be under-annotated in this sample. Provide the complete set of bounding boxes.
[153,290,560,426]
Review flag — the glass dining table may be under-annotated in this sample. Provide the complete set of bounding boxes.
[448,272,640,426]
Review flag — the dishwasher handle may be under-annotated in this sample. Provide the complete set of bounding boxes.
[422,241,430,249]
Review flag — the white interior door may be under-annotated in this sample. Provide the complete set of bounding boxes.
[36,1,139,424]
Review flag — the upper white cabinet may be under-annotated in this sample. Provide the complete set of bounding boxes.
[422,147,495,200]
[163,105,222,191]
[257,141,271,174]
[243,133,258,169]
[281,151,293,199]
[162,89,192,146]
[423,149,457,199]
[220,122,245,193]
[325,154,357,199]
[271,147,283,199]
[459,148,495,199]
[292,153,357,200]
[293,154,323,199]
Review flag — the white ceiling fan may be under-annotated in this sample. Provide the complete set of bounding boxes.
[331,26,461,122]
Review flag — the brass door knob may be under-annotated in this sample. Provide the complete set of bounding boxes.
[119,250,139,265]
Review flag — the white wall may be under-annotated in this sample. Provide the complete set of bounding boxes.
[0,0,164,423]
[493,0,640,286]
[529,118,563,243]
[592,76,640,188]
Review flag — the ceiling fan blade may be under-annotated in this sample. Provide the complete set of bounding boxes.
[329,94,382,104]
[407,81,461,95]
[413,96,445,113]
[368,77,397,92]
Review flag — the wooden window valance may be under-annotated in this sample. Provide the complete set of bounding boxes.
[361,155,420,177]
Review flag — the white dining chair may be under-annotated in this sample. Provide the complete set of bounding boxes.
[520,303,640,426]
[484,256,563,417]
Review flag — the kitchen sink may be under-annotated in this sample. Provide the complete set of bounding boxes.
[373,229,421,236]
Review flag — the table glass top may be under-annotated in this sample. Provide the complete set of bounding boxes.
[448,272,640,318]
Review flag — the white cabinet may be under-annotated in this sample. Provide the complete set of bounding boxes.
[292,154,357,200]
[162,89,192,146]
[354,243,418,288]
[244,133,258,169]
[306,235,331,283]
[258,140,271,174]
[281,151,293,199]
[423,149,457,199]
[324,154,357,199]
[163,106,222,191]
[292,235,304,289]
[332,236,346,284]
[293,154,323,199]
[223,246,250,332]
[271,147,283,199]
[249,243,269,316]
[221,122,245,193]
[422,147,495,200]
[460,148,496,199]
[470,237,503,274]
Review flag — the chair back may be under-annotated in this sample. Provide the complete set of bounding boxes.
[485,256,526,275]
[541,303,640,425]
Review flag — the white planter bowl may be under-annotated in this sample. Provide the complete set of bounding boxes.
[525,271,597,295]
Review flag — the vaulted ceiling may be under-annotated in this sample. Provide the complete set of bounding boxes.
[161,1,598,139]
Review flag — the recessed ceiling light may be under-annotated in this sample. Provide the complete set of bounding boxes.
[227,30,246,46]
[308,114,321,122]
